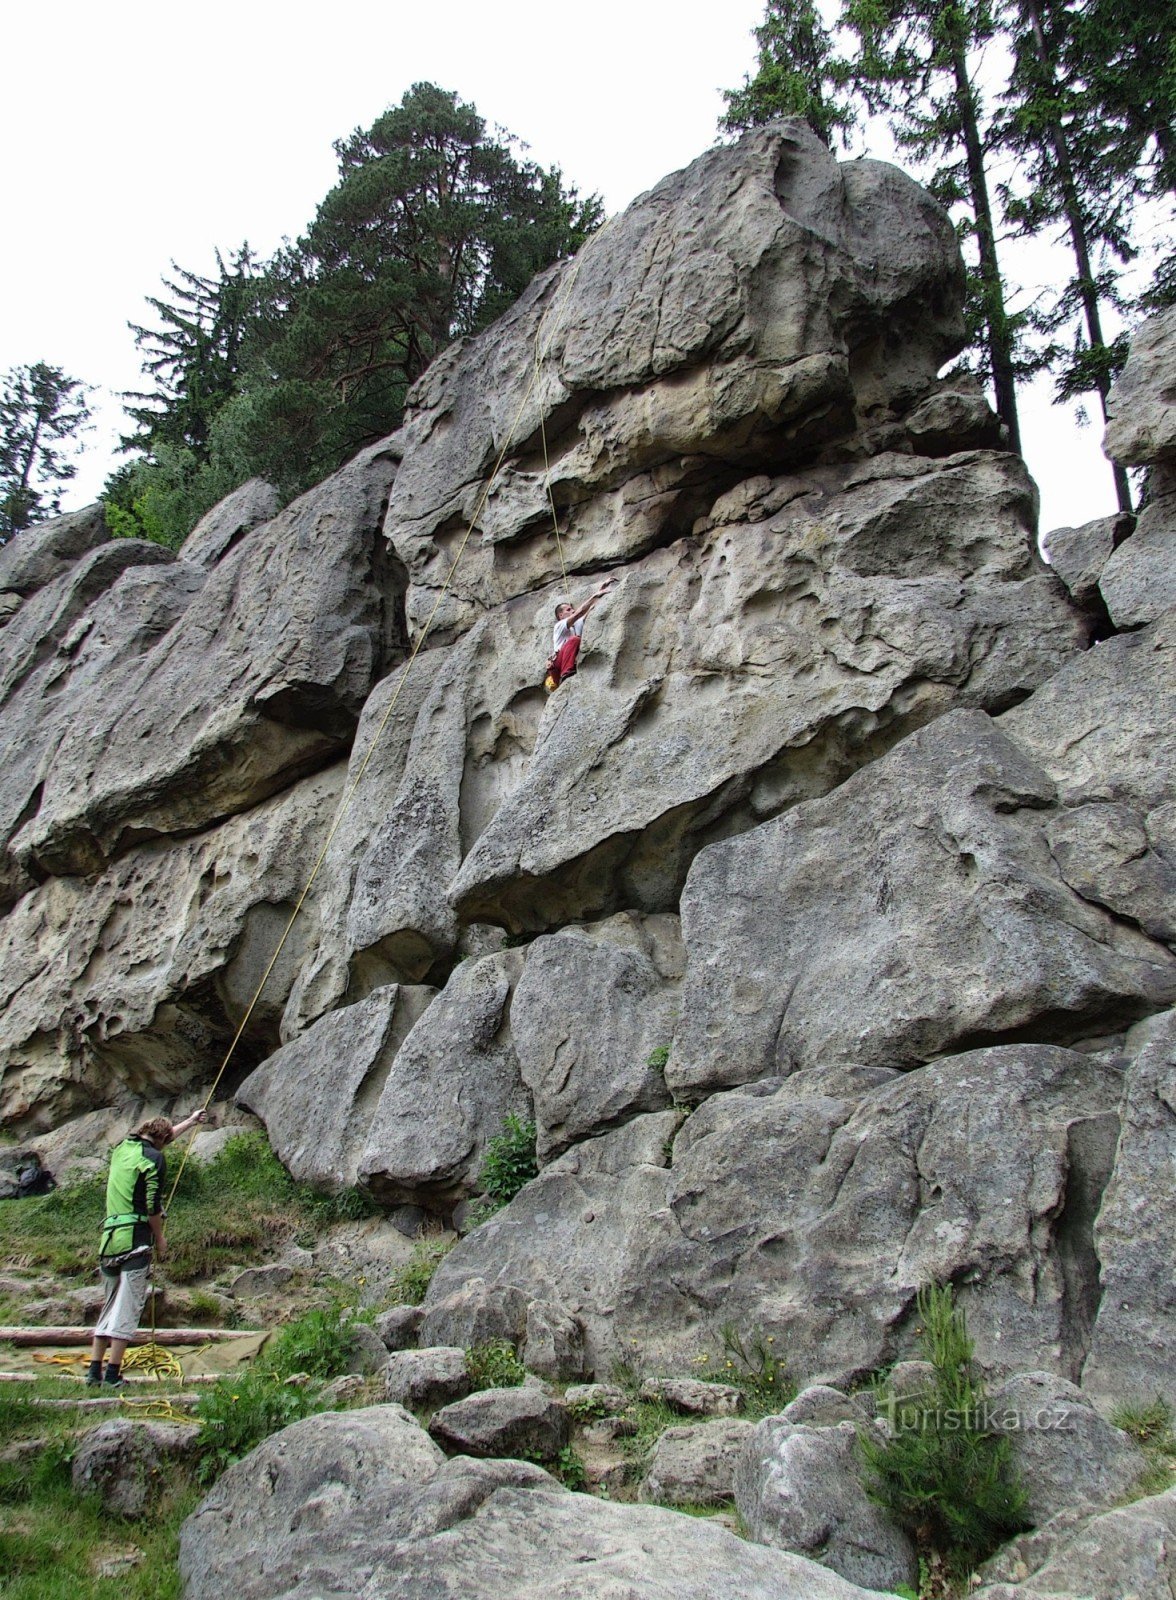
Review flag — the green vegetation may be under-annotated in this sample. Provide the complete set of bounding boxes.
[860,1284,1029,1582]
[647,1045,670,1071]
[478,1114,539,1208]
[0,363,94,541]
[702,1322,796,1419]
[194,1367,322,1484]
[0,1431,199,1600]
[553,1445,589,1491]
[2,1132,375,1287]
[262,1302,358,1381]
[466,1339,526,1390]
[107,82,601,547]
[387,1238,454,1306]
[1111,1397,1176,1500]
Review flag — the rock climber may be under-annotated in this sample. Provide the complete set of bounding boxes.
[545,577,616,692]
[87,1108,205,1389]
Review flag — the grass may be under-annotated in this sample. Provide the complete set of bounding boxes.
[1,1133,376,1288]
[1111,1397,1176,1502]
[386,1239,453,1306]
[0,1427,200,1600]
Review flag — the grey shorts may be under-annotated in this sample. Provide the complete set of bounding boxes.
[95,1255,152,1341]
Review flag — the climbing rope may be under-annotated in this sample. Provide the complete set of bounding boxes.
[163,216,615,1210]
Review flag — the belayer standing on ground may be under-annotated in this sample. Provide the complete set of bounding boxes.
[545,577,616,692]
[87,1109,205,1389]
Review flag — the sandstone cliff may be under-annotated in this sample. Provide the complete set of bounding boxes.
[2,123,1173,1419]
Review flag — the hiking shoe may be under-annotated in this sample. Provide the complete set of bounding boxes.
[85,1369,104,1388]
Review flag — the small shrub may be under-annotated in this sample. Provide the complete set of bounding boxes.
[467,1340,526,1390]
[647,1044,670,1071]
[389,1239,454,1306]
[262,1303,357,1381]
[194,1368,320,1483]
[554,1444,588,1491]
[702,1322,795,1419]
[478,1115,538,1206]
[860,1284,1029,1580]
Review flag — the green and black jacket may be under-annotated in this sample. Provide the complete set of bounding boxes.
[100,1136,165,1259]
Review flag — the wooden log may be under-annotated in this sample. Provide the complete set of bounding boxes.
[0,1326,262,1347]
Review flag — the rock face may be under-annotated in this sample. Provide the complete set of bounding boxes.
[1099,303,1176,628]
[975,1487,1176,1600]
[180,1403,890,1600]
[6,124,1176,1597]
[736,1413,919,1592]
[388,124,965,635]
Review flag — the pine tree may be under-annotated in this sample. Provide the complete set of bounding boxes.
[0,364,93,541]
[720,0,857,147]
[240,82,602,493]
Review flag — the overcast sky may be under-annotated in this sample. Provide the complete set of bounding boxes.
[1,0,1138,535]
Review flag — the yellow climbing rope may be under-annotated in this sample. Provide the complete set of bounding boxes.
[163,215,615,1211]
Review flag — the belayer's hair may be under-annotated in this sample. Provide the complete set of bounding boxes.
[133,1116,175,1148]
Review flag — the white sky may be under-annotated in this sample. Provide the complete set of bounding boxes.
[0,0,1143,535]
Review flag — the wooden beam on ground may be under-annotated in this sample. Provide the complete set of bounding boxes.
[0,1326,262,1347]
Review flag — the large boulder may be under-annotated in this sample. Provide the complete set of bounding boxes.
[0,502,109,596]
[1100,306,1176,628]
[71,1418,200,1519]
[180,1403,893,1600]
[181,478,282,569]
[735,1414,918,1593]
[425,1112,678,1376]
[428,1046,1122,1384]
[510,912,682,1158]
[356,949,532,1208]
[427,1386,571,1461]
[0,536,189,908]
[986,1372,1144,1523]
[672,706,1175,1099]
[236,982,435,1190]
[1103,304,1176,466]
[975,1487,1176,1599]
[640,1417,756,1507]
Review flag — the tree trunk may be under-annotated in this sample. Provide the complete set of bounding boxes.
[1021,0,1134,513]
[948,35,1022,453]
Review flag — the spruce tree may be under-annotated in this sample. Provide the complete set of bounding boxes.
[720,0,857,147]
[0,364,93,541]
